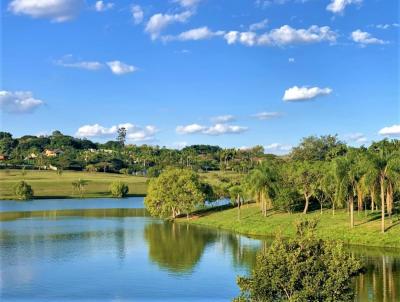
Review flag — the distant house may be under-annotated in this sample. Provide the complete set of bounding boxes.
[43,149,63,157]
[0,155,8,161]
[25,153,38,160]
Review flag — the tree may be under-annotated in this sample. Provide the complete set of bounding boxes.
[292,161,319,214]
[245,161,279,217]
[14,181,34,200]
[234,219,365,302]
[290,135,347,161]
[110,181,129,198]
[72,179,89,198]
[117,127,127,147]
[229,185,245,220]
[144,168,206,219]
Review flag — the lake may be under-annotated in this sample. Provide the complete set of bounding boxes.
[0,197,399,301]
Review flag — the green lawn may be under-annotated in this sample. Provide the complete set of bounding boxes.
[181,204,400,249]
[0,169,147,199]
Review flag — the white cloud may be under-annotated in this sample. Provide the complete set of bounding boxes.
[343,133,367,144]
[8,0,83,22]
[163,27,225,41]
[145,11,192,40]
[76,123,158,142]
[55,56,103,70]
[106,61,137,75]
[173,0,201,8]
[326,0,362,14]
[255,0,289,8]
[224,25,337,47]
[211,115,236,123]
[249,19,268,31]
[176,123,248,135]
[176,124,206,134]
[0,90,44,114]
[351,30,387,45]
[253,112,281,120]
[264,143,292,155]
[95,1,114,12]
[283,86,332,102]
[378,125,400,137]
[131,5,143,24]
[203,124,248,135]
[288,57,295,63]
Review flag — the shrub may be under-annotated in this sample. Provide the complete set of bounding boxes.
[14,181,34,200]
[110,181,129,198]
[234,219,365,302]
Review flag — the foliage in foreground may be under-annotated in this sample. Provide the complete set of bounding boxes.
[234,219,365,302]
[145,168,206,218]
[110,181,129,198]
[13,181,34,200]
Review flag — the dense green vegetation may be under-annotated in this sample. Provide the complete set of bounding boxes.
[145,168,208,218]
[110,181,129,198]
[0,130,266,174]
[13,181,34,200]
[234,219,365,302]
[0,170,147,199]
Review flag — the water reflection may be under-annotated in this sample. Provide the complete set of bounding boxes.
[0,204,399,301]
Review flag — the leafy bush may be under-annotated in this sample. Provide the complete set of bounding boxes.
[110,181,129,198]
[275,186,303,213]
[14,181,34,200]
[234,219,365,302]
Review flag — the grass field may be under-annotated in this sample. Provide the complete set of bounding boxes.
[0,169,148,199]
[181,204,400,249]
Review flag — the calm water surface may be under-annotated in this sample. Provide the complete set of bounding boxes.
[0,197,399,301]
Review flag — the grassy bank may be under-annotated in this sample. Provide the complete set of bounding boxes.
[180,204,400,249]
[0,169,147,199]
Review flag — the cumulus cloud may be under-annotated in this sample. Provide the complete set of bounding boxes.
[173,0,201,8]
[95,1,114,12]
[253,112,281,120]
[106,61,137,75]
[283,86,332,102]
[145,11,192,40]
[0,90,44,114]
[203,124,248,135]
[249,19,268,31]
[351,30,387,45]
[326,0,362,14]
[378,125,400,137]
[176,124,206,134]
[176,123,248,135]
[224,25,337,47]
[288,57,295,63]
[131,5,143,24]
[163,27,225,41]
[264,143,292,155]
[211,115,236,123]
[76,123,158,142]
[8,0,83,22]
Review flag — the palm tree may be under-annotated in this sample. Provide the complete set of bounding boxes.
[72,179,89,198]
[334,152,366,228]
[368,145,400,233]
[245,161,278,217]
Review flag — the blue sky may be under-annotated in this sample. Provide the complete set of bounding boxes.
[1,0,399,153]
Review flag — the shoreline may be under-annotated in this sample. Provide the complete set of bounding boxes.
[176,204,400,249]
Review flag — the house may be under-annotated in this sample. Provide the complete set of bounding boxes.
[43,149,63,157]
[0,155,8,161]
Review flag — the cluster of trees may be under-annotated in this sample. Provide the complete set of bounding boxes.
[229,139,400,233]
[143,136,399,234]
[0,131,266,174]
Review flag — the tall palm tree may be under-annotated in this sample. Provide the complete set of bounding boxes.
[245,161,278,217]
